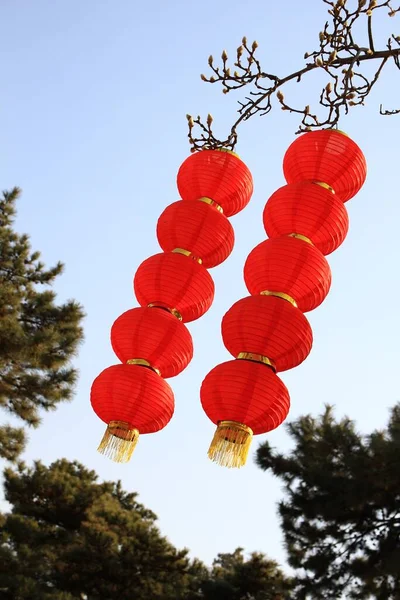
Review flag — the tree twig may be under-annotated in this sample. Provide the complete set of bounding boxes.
[187,0,400,151]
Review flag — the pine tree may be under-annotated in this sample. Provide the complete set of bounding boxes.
[256,405,400,599]
[200,548,293,600]
[0,188,84,461]
[0,459,204,599]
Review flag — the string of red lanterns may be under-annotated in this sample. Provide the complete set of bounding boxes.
[200,129,367,468]
[90,149,253,463]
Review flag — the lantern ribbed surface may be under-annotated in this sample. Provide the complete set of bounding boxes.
[134,251,215,322]
[263,182,349,256]
[91,364,174,433]
[111,307,193,378]
[221,295,313,372]
[283,130,366,202]
[244,236,331,312]
[177,149,253,217]
[200,359,290,435]
[157,199,235,268]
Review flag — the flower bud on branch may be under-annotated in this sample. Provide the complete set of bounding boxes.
[188,3,400,152]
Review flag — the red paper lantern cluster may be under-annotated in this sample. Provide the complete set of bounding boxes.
[91,149,253,463]
[201,130,366,468]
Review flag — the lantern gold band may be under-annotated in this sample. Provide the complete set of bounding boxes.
[218,420,253,435]
[107,420,139,439]
[288,232,313,245]
[260,290,298,308]
[172,247,203,265]
[147,303,183,321]
[126,358,161,377]
[313,181,335,194]
[198,196,224,214]
[237,351,276,372]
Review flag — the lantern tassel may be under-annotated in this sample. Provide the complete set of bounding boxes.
[97,421,139,463]
[208,421,253,468]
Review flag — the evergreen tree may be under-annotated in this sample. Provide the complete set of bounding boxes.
[256,405,400,599]
[0,459,204,599]
[0,188,84,461]
[199,548,293,600]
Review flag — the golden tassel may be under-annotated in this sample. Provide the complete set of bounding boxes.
[97,421,139,463]
[208,420,253,468]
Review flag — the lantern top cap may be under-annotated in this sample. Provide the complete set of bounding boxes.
[304,128,349,138]
[334,129,349,137]
[202,147,241,159]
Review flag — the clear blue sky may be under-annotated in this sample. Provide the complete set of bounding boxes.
[1,0,399,569]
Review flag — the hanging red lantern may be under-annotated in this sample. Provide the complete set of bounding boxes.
[92,146,257,464]
[177,149,253,217]
[134,251,215,322]
[221,294,313,372]
[111,307,193,378]
[283,130,367,202]
[263,182,349,255]
[244,235,331,312]
[91,147,256,464]
[201,358,290,468]
[201,130,366,470]
[157,199,235,268]
[91,364,174,463]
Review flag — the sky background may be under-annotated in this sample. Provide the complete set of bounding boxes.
[1,0,399,570]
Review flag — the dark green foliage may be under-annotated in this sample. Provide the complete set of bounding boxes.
[256,404,400,599]
[0,425,25,462]
[0,459,292,600]
[0,459,203,599]
[200,548,293,599]
[0,188,84,461]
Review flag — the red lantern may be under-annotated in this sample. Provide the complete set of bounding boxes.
[134,251,215,322]
[244,236,331,312]
[200,131,367,469]
[111,307,193,378]
[283,130,366,202]
[177,149,253,217]
[263,182,349,255]
[92,147,256,464]
[157,199,235,268]
[200,359,290,468]
[221,295,313,372]
[91,364,174,463]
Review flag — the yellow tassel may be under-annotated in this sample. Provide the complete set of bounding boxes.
[208,420,253,468]
[97,421,139,463]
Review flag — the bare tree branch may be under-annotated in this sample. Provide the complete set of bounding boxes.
[187,0,400,151]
